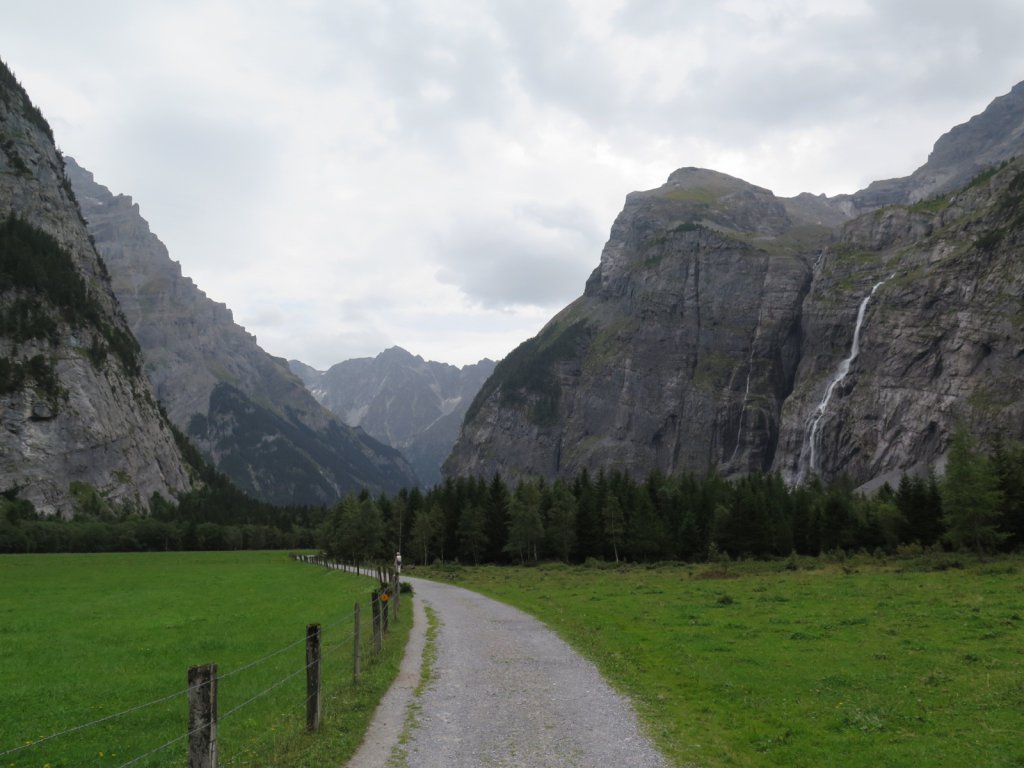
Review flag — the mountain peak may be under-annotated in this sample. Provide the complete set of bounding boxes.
[852,79,1024,208]
[664,166,772,195]
[380,345,418,362]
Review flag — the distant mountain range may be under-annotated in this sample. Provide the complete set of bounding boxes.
[290,348,495,487]
[6,50,1023,515]
[64,159,418,505]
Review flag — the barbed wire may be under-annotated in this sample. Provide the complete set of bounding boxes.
[219,650,320,726]
[217,634,307,681]
[113,729,187,768]
[0,685,189,759]
[4,559,389,764]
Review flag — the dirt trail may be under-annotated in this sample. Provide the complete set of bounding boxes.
[346,576,669,768]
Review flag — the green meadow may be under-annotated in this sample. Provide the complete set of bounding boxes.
[415,556,1024,768]
[0,552,409,768]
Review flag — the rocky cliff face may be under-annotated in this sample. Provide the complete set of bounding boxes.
[445,169,827,483]
[845,81,1024,211]
[65,158,418,504]
[0,60,191,517]
[446,81,1024,488]
[292,347,495,487]
[774,160,1024,487]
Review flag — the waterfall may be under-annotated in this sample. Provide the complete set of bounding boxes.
[728,259,777,468]
[728,362,755,465]
[800,275,891,481]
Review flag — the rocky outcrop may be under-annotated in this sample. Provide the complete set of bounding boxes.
[65,158,418,504]
[445,169,826,483]
[773,160,1024,485]
[848,81,1024,210]
[0,60,190,517]
[292,347,495,487]
[446,81,1024,489]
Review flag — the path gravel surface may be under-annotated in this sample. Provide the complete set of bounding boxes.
[347,576,669,768]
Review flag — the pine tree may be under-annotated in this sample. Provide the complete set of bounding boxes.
[941,427,1005,557]
[602,494,625,563]
[505,483,544,563]
[545,481,577,562]
[411,503,442,565]
[457,504,488,565]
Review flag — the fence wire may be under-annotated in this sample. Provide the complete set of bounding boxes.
[0,684,189,759]
[7,558,394,767]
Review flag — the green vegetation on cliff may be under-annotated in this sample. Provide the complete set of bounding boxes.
[0,56,54,142]
[464,317,590,427]
[0,215,141,377]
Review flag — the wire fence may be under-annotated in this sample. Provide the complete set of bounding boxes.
[1,556,402,768]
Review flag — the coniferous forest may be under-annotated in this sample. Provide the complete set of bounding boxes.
[6,427,1019,562]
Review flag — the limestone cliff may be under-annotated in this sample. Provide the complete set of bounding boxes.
[445,169,827,483]
[773,159,1024,486]
[291,347,495,487]
[64,159,418,504]
[446,81,1024,488]
[0,60,190,516]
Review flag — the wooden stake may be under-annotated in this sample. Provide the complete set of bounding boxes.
[353,602,362,684]
[306,624,321,732]
[371,591,382,654]
[187,663,217,768]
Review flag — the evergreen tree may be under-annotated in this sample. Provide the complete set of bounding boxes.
[411,502,442,565]
[602,493,625,563]
[941,427,1006,556]
[355,496,384,562]
[991,435,1024,550]
[505,483,544,563]
[896,473,943,546]
[545,481,577,562]
[484,473,511,562]
[625,486,665,561]
[457,504,488,565]
[573,469,604,560]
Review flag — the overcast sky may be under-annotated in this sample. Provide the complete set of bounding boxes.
[3,1,1023,368]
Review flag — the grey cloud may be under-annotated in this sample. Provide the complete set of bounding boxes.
[618,0,1024,138]
[434,210,600,309]
[310,1,514,145]
[107,106,279,266]
[486,0,625,126]
[514,201,605,243]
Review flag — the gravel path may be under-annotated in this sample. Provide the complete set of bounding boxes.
[347,576,669,768]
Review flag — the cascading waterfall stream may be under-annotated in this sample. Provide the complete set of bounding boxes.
[800,274,893,481]
[729,291,768,466]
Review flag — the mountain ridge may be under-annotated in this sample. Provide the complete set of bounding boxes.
[291,347,495,487]
[446,79,1024,488]
[0,59,191,516]
[65,158,419,504]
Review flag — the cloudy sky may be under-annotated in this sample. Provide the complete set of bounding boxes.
[3,1,1023,368]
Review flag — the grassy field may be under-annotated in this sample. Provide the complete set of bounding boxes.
[414,555,1024,768]
[0,551,409,768]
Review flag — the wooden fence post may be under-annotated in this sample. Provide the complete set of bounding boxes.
[187,663,217,768]
[392,570,400,622]
[371,591,382,654]
[353,602,362,684]
[306,624,321,732]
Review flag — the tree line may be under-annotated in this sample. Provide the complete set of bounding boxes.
[321,429,1024,565]
[3,428,1021,561]
[0,424,322,554]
